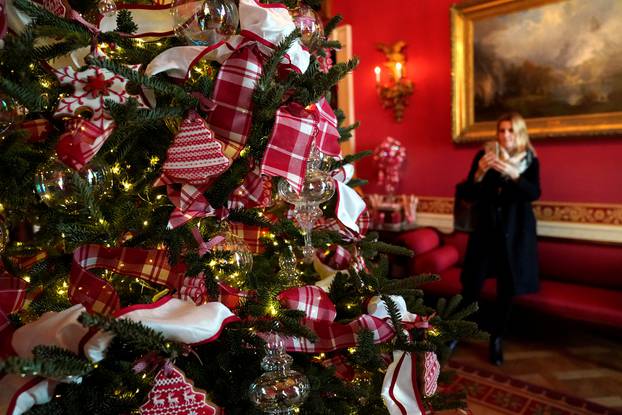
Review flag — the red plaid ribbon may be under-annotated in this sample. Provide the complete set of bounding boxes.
[316,244,351,270]
[0,270,28,358]
[69,244,185,314]
[315,208,371,241]
[278,286,336,322]
[21,119,52,143]
[312,97,341,157]
[56,119,111,170]
[260,102,316,193]
[320,354,355,381]
[154,175,215,229]
[228,222,268,254]
[273,285,394,353]
[227,166,272,209]
[207,42,264,156]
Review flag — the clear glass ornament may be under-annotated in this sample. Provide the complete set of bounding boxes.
[0,218,8,253]
[276,246,301,286]
[290,4,324,47]
[249,332,310,414]
[171,0,239,46]
[34,158,113,210]
[0,94,27,136]
[97,0,117,16]
[277,158,335,261]
[210,230,253,288]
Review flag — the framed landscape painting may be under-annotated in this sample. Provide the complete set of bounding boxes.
[451,0,622,142]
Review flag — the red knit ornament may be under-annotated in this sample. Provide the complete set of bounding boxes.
[140,364,220,415]
[422,351,440,397]
[162,112,230,185]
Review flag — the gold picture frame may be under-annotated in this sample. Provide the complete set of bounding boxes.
[451,0,622,143]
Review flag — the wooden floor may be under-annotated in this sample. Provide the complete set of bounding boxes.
[449,312,622,412]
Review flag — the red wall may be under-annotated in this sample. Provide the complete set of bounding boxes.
[331,0,622,204]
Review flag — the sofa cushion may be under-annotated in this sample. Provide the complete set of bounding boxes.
[538,239,622,290]
[397,228,440,256]
[517,281,622,329]
[412,245,460,275]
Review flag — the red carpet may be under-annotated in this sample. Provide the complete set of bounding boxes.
[446,361,622,415]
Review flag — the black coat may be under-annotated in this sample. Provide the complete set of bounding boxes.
[460,149,541,296]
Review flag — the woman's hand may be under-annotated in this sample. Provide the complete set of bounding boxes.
[478,152,497,173]
[491,159,520,180]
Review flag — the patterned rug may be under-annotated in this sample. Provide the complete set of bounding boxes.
[446,361,622,415]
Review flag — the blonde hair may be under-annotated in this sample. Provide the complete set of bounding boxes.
[496,112,533,154]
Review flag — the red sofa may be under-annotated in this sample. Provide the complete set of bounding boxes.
[397,228,622,330]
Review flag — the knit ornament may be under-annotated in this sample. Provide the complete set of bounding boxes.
[139,363,221,415]
[162,113,230,185]
[422,351,440,397]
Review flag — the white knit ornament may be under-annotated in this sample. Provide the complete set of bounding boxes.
[162,112,230,185]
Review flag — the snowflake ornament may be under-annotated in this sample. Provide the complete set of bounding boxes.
[53,64,147,131]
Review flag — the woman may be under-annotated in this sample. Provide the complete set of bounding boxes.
[459,112,541,365]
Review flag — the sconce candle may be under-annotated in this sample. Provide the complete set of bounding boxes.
[375,41,413,122]
[374,66,381,84]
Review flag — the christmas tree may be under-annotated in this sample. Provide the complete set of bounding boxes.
[0,0,483,413]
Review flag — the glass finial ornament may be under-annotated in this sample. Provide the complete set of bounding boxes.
[171,0,239,46]
[289,4,324,47]
[0,94,27,136]
[97,0,117,16]
[210,228,253,288]
[278,146,334,261]
[249,332,310,414]
[276,246,302,286]
[34,158,113,210]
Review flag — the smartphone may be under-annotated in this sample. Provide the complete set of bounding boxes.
[484,141,499,157]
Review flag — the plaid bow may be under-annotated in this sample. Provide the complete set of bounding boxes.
[56,119,112,170]
[316,244,352,270]
[312,97,341,156]
[315,208,371,242]
[207,42,264,157]
[154,175,215,229]
[227,166,272,209]
[260,102,317,193]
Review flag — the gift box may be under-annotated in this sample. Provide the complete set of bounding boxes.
[366,194,418,231]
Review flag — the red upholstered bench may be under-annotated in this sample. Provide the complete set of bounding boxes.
[396,228,622,330]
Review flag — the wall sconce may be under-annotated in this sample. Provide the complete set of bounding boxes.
[374,41,414,122]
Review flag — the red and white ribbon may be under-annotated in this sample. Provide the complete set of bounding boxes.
[368,295,427,415]
[332,163,367,233]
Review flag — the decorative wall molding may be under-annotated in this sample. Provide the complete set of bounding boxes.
[416,197,622,243]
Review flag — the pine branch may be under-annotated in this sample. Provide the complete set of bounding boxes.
[78,312,182,357]
[86,57,198,107]
[0,347,92,379]
[381,295,409,347]
[323,15,343,37]
[115,9,138,34]
[329,150,373,169]
[14,0,92,34]
[338,121,360,143]
[0,76,45,111]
